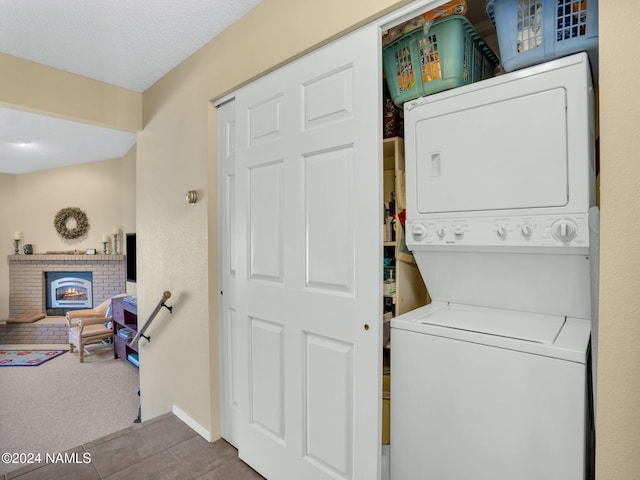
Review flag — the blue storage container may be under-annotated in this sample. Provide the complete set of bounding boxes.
[486,0,598,75]
[383,15,499,107]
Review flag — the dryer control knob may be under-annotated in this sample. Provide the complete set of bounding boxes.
[436,227,447,238]
[552,220,578,242]
[521,224,534,238]
[497,226,508,238]
[411,223,428,241]
[453,227,464,237]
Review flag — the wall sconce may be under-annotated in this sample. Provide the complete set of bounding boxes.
[186,190,198,204]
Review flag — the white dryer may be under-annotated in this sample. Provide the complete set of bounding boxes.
[391,53,596,480]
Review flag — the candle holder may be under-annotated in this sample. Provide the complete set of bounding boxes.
[102,241,109,255]
[14,239,20,255]
[113,233,119,255]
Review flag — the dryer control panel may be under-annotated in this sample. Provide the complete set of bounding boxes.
[406,213,591,250]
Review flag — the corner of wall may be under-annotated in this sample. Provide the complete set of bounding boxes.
[172,405,213,442]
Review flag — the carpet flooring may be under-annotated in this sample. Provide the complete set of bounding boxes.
[0,345,139,476]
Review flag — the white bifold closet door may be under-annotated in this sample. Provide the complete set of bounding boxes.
[218,98,242,447]
[230,21,382,480]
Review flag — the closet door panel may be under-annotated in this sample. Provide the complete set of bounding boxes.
[234,22,381,480]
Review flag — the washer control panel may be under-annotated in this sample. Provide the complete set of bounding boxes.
[406,214,590,248]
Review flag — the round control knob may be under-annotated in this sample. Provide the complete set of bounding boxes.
[411,223,428,241]
[453,227,464,237]
[496,226,508,238]
[521,224,534,238]
[436,227,447,238]
[552,220,578,242]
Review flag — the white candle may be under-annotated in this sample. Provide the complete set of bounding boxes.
[112,226,118,234]
[102,234,108,242]
[14,231,21,240]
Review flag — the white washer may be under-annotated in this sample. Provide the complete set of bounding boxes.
[391,302,590,480]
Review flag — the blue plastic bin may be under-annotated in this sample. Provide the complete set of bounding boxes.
[383,15,499,107]
[486,0,598,74]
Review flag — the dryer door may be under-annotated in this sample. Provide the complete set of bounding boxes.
[413,87,568,214]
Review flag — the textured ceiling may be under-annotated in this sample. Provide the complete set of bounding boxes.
[0,0,263,92]
[0,0,262,174]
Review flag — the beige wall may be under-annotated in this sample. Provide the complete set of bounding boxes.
[136,60,212,431]
[120,147,137,233]
[14,154,136,253]
[0,53,141,132]
[1,153,136,317]
[119,147,138,296]
[596,1,640,477]
[0,174,17,317]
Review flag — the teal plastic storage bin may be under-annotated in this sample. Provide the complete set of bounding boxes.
[486,0,598,74]
[383,15,499,107]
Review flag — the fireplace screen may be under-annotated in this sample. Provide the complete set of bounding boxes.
[46,272,93,310]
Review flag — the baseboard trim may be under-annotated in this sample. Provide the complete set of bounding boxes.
[172,405,212,442]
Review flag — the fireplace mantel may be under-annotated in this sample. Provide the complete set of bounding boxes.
[8,254,126,317]
[9,254,124,262]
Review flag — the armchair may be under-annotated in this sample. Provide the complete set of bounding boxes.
[66,297,120,362]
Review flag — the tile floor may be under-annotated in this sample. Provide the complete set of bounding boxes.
[3,413,265,480]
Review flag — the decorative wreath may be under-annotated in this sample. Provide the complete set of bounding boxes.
[54,207,90,239]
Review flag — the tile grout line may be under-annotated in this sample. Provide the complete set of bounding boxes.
[166,448,199,479]
[90,423,150,479]
[165,439,229,480]
[84,445,107,480]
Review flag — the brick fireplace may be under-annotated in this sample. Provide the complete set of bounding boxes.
[8,254,126,317]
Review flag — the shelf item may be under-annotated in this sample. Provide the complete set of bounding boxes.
[382,371,391,445]
[383,265,396,281]
[117,327,135,340]
[384,281,396,296]
[383,137,430,323]
[127,353,140,367]
[112,297,139,368]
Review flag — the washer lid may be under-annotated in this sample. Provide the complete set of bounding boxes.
[417,303,566,345]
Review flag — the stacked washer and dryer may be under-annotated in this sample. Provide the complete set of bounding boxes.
[391,53,597,480]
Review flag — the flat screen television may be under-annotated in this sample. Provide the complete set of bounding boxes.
[126,233,137,283]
